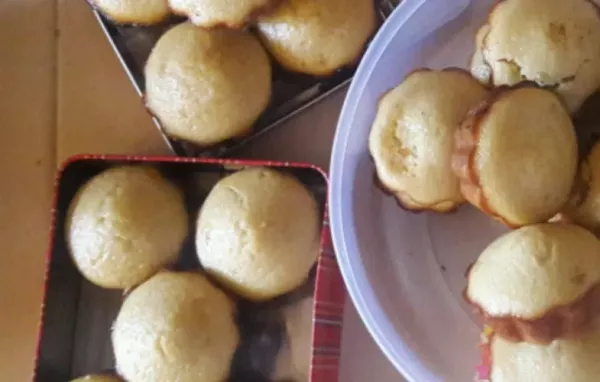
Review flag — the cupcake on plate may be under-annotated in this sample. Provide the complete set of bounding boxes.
[89,0,170,25]
[256,0,376,76]
[466,224,600,344]
[556,141,600,235]
[453,86,578,227]
[169,0,278,28]
[66,166,188,289]
[470,0,600,113]
[145,23,272,147]
[112,272,239,382]
[369,69,488,212]
[476,324,600,382]
[196,168,320,301]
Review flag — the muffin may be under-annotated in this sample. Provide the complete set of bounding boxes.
[112,272,239,382]
[470,0,600,113]
[557,141,600,235]
[196,168,320,301]
[66,166,188,289]
[169,0,277,28]
[369,69,488,212]
[453,86,578,227]
[70,376,122,382]
[466,224,600,344]
[476,324,600,382]
[145,23,272,147]
[89,0,170,25]
[256,0,376,76]
[273,297,314,381]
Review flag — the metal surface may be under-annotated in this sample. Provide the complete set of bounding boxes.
[34,155,342,382]
[92,1,401,157]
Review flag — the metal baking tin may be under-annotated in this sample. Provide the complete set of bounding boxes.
[33,154,344,382]
[91,0,401,157]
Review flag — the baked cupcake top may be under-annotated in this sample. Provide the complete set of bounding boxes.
[453,86,578,227]
[145,23,272,147]
[369,69,488,212]
[471,0,600,113]
[112,272,239,382]
[467,224,600,343]
[169,0,277,28]
[559,141,600,235]
[485,323,600,382]
[196,168,320,301]
[256,0,376,76]
[66,166,188,289]
[90,0,170,25]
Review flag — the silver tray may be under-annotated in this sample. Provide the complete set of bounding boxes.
[92,0,401,157]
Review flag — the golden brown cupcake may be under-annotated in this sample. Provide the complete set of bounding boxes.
[369,69,488,212]
[466,224,600,344]
[66,166,188,289]
[168,0,277,28]
[453,86,577,227]
[70,375,122,382]
[557,141,600,235]
[112,272,239,382]
[476,323,600,382]
[196,168,320,301]
[470,0,600,113]
[89,0,170,25]
[145,23,272,147]
[256,0,376,76]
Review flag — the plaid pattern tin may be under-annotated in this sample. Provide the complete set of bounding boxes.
[34,154,345,382]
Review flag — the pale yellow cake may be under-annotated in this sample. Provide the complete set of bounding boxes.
[145,23,272,147]
[369,69,488,212]
[470,0,600,113]
[256,0,376,76]
[467,224,600,320]
[196,168,320,301]
[90,0,170,25]
[169,0,276,28]
[454,87,577,227]
[112,272,239,382]
[490,322,600,382]
[66,166,188,289]
[559,141,600,235]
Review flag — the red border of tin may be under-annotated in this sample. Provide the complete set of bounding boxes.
[34,154,346,382]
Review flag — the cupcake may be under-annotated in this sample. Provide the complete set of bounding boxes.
[466,224,600,344]
[196,168,320,301]
[557,141,600,235]
[470,0,600,113]
[66,166,188,289]
[89,0,170,25]
[256,0,376,76]
[369,69,488,212]
[476,324,600,382]
[169,0,278,28]
[70,376,122,382]
[453,86,578,227]
[145,23,272,147]
[112,272,239,382]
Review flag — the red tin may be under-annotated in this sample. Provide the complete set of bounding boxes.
[34,154,345,382]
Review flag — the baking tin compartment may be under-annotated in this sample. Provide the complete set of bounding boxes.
[91,0,402,157]
[34,155,344,382]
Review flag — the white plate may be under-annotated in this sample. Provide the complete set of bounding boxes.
[329,1,511,381]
